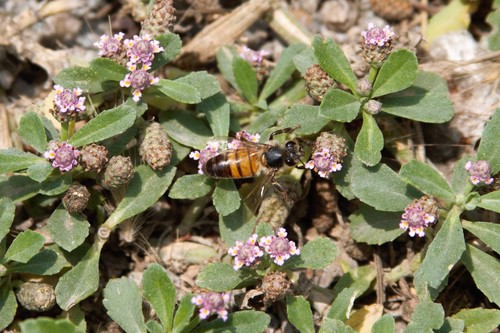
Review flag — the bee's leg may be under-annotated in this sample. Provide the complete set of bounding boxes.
[271,176,290,203]
[269,126,301,140]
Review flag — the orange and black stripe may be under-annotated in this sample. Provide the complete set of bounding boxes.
[203,148,262,179]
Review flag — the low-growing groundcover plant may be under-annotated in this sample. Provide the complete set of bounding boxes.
[0,1,499,332]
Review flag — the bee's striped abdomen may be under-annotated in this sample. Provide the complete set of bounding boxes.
[203,148,261,179]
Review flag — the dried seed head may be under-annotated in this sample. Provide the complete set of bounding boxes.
[141,0,176,37]
[80,143,109,173]
[369,0,413,21]
[63,184,90,213]
[102,155,134,189]
[139,122,172,170]
[304,64,336,102]
[16,282,56,312]
[261,271,291,305]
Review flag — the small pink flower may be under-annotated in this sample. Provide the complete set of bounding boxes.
[120,63,159,102]
[94,32,124,56]
[259,228,300,266]
[400,196,438,237]
[189,142,220,174]
[228,234,264,270]
[44,142,80,172]
[305,148,342,179]
[191,292,230,321]
[235,130,261,143]
[464,160,494,186]
[240,45,269,63]
[53,85,86,115]
[124,34,164,65]
[361,23,395,47]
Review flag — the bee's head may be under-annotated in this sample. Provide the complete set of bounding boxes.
[284,140,304,166]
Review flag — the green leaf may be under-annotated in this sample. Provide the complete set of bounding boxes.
[0,174,41,202]
[9,247,69,275]
[380,71,454,123]
[173,295,197,333]
[0,148,45,173]
[399,160,455,202]
[462,220,500,254]
[414,207,465,293]
[159,109,213,150]
[155,79,202,104]
[259,43,306,100]
[53,66,102,93]
[372,314,396,333]
[436,318,464,333]
[477,109,500,173]
[452,308,500,333]
[293,47,316,75]
[27,161,54,182]
[68,100,137,147]
[4,229,45,263]
[151,33,182,70]
[372,49,418,98]
[143,264,175,332]
[103,277,147,333]
[18,112,48,153]
[319,89,361,122]
[282,105,330,135]
[20,318,84,333]
[233,57,258,104]
[451,156,472,194]
[286,295,315,333]
[213,179,241,216]
[349,204,404,245]
[216,46,238,90]
[404,301,444,332]
[351,163,420,212]
[106,165,176,229]
[326,287,357,321]
[89,58,128,82]
[354,112,384,166]
[284,237,337,270]
[196,263,246,292]
[169,174,214,199]
[146,320,163,333]
[332,265,376,298]
[46,204,90,252]
[0,283,17,331]
[461,244,500,306]
[55,240,101,310]
[176,71,221,100]
[39,173,72,196]
[477,190,500,213]
[219,204,256,248]
[312,36,357,93]
[319,318,356,333]
[193,310,270,333]
[197,93,230,137]
[0,197,15,242]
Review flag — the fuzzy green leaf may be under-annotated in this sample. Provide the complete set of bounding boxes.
[169,174,214,199]
[27,161,54,183]
[477,109,500,173]
[414,208,465,292]
[46,204,90,252]
[196,263,246,292]
[450,156,472,194]
[0,175,41,202]
[55,241,101,310]
[404,301,444,332]
[176,71,221,100]
[319,89,361,122]
[354,112,384,166]
[0,283,17,331]
[197,92,230,137]
[284,237,337,270]
[143,264,176,332]
[39,173,72,196]
[350,204,404,245]
[477,190,500,213]
[219,204,256,248]
[312,36,357,93]
[282,105,330,135]
[436,318,464,333]
[351,163,420,212]
[326,288,357,321]
[0,198,15,242]
[0,148,45,173]
[19,318,84,333]
[18,112,48,153]
[173,294,197,333]
[293,47,316,75]
[462,220,500,254]
[399,160,455,202]
[106,165,176,229]
[260,43,306,101]
[452,308,500,333]
[9,247,69,275]
[380,71,454,123]
[216,46,238,90]
[159,109,213,150]
[4,230,45,263]
[151,33,182,70]
[233,57,258,104]
[68,100,137,147]
[213,179,241,216]
[372,314,396,333]
[286,295,315,333]
[372,49,418,98]
[155,79,202,104]
[89,58,128,82]
[103,277,147,333]
[53,66,102,93]
[332,265,376,297]
[461,244,500,306]
[320,318,356,333]
[193,310,270,333]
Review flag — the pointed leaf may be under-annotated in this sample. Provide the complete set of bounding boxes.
[4,229,45,263]
[0,198,15,242]
[216,46,238,90]
[233,57,258,104]
[193,310,270,333]
[196,263,246,292]
[155,79,201,104]
[46,204,90,252]
[477,190,500,213]
[326,287,357,321]
[169,174,214,199]
[461,244,500,306]
[319,89,361,122]
[213,179,241,216]
[451,156,472,194]
[0,148,45,173]
[103,277,147,333]
[143,264,176,332]
[477,109,500,173]
[399,160,455,202]
[68,100,137,147]
[18,112,47,153]
[462,220,500,254]
[312,36,357,93]
[372,49,418,97]
[332,265,376,297]
[350,204,404,245]
[173,294,197,333]
[286,295,315,333]
[0,283,17,331]
[354,112,384,166]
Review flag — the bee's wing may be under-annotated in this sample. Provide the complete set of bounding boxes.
[239,171,275,215]
[206,137,269,154]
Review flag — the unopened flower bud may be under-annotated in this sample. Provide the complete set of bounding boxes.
[304,64,336,102]
[365,99,382,115]
[102,155,134,189]
[139,122,172,170]
[63,184,90,213]
[465,160,494,186]
[261,271,291,305]
[16,282,56,312]
[80,144,109,173]
[356,78,372,96]
[141,0,176,37]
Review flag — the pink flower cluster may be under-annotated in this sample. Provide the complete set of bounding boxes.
[464,160,494,186]
[239,45,269,63]
[305,148,343,179]
[399,196,438,237]
[44,141,80,172]
[52,85,86,116]
[228,228,300,269]
[361,23,395,47]
[191,292,230,321]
